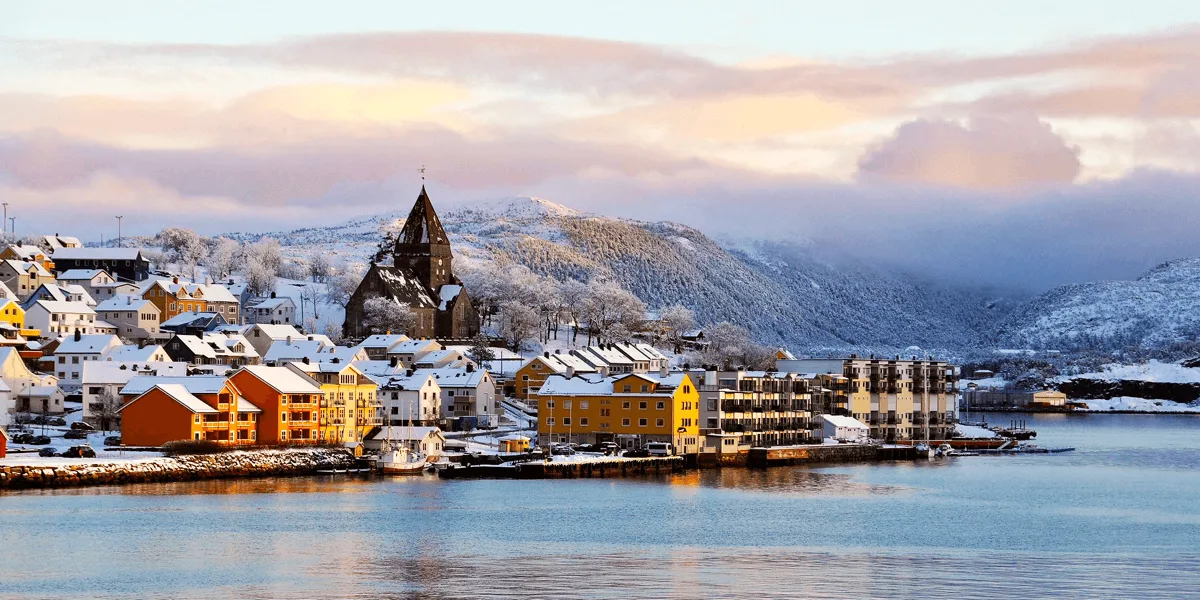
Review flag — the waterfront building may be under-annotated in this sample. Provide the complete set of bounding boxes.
[819,414,870,442]
[81,361,188,427]
[368,369,442,426]
[534,370,701,455]
[514,351,598,400]
[778,356,959,442]
[412,365,497,426]
[228,365,327,443]
[363,426,445,460]
[119,376,260,446]
[691,369,846,448]
[285,359,381,443]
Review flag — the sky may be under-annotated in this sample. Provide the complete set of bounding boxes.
[3,1,1200,290]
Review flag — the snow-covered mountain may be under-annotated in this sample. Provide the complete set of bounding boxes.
[994,258,1200,353]
[237,196,1007,355]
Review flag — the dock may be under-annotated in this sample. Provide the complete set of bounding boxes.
[438,456,685,479]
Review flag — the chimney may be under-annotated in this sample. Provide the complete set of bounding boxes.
[659,365,669,378]
[554,349,561,354]
[307,335,313,341]
[286,336,292,345]
[389,356,398,367]
[405,369,413,377]
[172,277,179,284]
[74,329,82,342]
[466,363,475,373]
[138,339,145,349]
[270,291,276,299]
[331,357,340,364]
[544,351,550,358]
[302,356,310,364]
[566,366,575,379]
[126,296,131,305]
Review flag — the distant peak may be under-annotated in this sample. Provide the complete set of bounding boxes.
[446,195,582,220]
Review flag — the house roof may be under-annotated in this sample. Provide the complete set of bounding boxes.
[3,259,52,277]
[368,371,437,390]
[358,334,411,350]
[120,375,230,396]
[389,339,442,355]
[95,295,155,312]
[57,269,108,281]
[246,296,293,310]
[170,333,259,359]
[199,284,237,303]
[105,345,168,363]
[56,334,121,354]
[250,324,305,340]
[410,367,488,389]
[83,361,188,384]
[52,248,143,261]
[123,384,217,414]
[412,349,463,366]
[437,284,462,310]
[236,365,322,394]
[161,311,225,328]
[371,265,440,310]
[820,414,869,429]
[29,300,95,315]
[537,373,612,395]
[236,397,262,412]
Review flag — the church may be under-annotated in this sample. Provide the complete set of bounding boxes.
[343,186,480,340]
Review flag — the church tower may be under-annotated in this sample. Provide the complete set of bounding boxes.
[394,185,454,289]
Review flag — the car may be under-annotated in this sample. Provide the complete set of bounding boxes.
[45,417,67,427]
[30,436,52,445]
[70,422,95,431]
[38,448,59,457]
[103,436,122,447]
[12,433,34,444]
[623,448,650,458]
[549,444,576,456]
[64,430,90,439]
[62,445,96,459]
[599,442,620,454]
[645,442,673,457]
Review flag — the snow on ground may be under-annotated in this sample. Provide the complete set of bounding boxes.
[2,402,163,466]
[1081,397,1200,413]
[1059,360,1200,384]
[962,376,1009,389]
[954,424,999,438]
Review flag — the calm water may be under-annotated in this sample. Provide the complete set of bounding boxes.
[2,413,1199,599]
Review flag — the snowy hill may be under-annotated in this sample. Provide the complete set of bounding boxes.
[995,259,1200,353]
[235,196,1006,354]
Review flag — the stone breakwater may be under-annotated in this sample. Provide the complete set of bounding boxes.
[0,449,356,490]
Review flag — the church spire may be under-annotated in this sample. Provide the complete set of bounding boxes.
[394,184,454,288]
[398,185,449,246]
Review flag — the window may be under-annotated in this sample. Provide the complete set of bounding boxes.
[71,356,79,364]
[282,413,287,422]
[579,418,589,427]
[656,401,665,410]
[656,419,664,427]
[545,417,555,426]
[641,385,649,392]
[521,375,529,381]
[562,417,571,426]
[546,400,555,409]
[564,400,572,409]
[639,401,648,410]
[58,356,65,364]
[622,401,631,409]
[622,418,630,426]
[580,401,589,409]
[639,418,648,427]
[622,385,632,392]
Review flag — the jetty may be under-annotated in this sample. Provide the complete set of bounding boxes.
[438,456,685,479]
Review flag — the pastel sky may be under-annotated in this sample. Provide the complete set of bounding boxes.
[3,2,1200,289]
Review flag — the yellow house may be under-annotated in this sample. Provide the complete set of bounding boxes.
[286,360,381,443]
[0,299,38,340]
[142,278,209,323]
[514,352,597,400]
[1031,390,1068,408]
[535,371,700,455]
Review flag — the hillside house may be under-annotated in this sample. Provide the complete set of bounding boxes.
[25,300,97,336]
[242,295,296,325]
[94,295,161,341]
[0,260,53,300]
[52,248,150,283]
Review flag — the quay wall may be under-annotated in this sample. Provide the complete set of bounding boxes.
[748,444,886,467]
[0,449,356,490]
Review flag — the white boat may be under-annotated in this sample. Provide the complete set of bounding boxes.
[377,443,427,475]
[915,443,936,458]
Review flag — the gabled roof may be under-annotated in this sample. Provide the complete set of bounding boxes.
[249,324,305,340]
[369,371,438,390]
[161,311,226,329]
[537,373,612,395]
[6,244,47,260]
[105,344,169,363]
[236,365,323,394]
[56,334,121,354]
[246,296,293,309]
[57,269,108,281]
[120,384,217,414]
[28,300,95,315]
[358,334,411,350]
[120,375,230,396]
[389,339,442,355]
[83,361,188,384]
[95,295,155,312]
[820,414,869,429]
[198,284,237,303]
[2,259,52,277]
[410,367,489,389]
[371,266,440,309]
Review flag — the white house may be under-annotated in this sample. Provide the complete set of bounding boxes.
[370,370,442,426]
[56,269,123,302]
[95,295,162,341]
[25,300,97,337]
[820,414,870,442]
[50,333,123,392]
[81,360,188,427]
[105,344,172,363]
[242,295,296,325]
[356,334,411,360]
[15,385,65,415]
[0,346,57,401]
[243,323,307,357]
[412,366,497,426]
[22,282,95,308]
[0,259,53,300]
[387,339,443,367]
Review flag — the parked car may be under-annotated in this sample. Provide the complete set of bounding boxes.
[549,444,576,456]
[12,433,34,444]
[30,436,51,445]
[70,422,95,431]
[62,445,96,458]
[645,442,673,457]
[599,442,620,455]
[45,417,67,427]
[623,447,650,458]
[103,436,122,447]
[38,448,59,457]
[64,430,90,439]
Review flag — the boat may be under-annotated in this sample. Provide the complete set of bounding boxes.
[915,443,936,458]
[935,443,953,457]
[377,443,427,475]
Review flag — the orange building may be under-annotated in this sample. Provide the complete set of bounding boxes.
[142,278,209,323]
[118,376,261,446]
[229,365,324,444]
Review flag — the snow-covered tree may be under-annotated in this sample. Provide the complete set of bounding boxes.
[582,279,646,345]
[157,227,208,280]
[92,389,122,433]
[659,304,696,354]
[457,260,503,326]
[205,237,240,281]
[498,300,540,351]
[559,279,589,344]
[701,321,773,370]
[325,264,364,308]
[243,237,283,276]
[308,252,332,282]
[467,334,496,364]
[362,297,417,335]
[244,256,277,297]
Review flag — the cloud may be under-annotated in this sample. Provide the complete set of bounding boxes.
[856,116,1081,189]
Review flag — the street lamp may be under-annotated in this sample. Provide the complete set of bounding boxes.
[2,202,7,236]
[116,216,123,248]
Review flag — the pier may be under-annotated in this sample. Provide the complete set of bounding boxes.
[438,456,685,479]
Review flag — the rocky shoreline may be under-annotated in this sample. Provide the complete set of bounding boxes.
[0,448,357,490]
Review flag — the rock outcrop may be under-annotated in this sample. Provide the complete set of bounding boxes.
[0,448,356,490]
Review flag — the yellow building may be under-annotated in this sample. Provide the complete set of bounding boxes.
[1031,390,1068,408]
[0,299,38,341]
[534,371,701,455]
[286,360,381,443]
[514,352,597,400]
[142,278,209,323]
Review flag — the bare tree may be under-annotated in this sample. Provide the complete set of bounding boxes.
[498,301,540,351]
[701,321,773,370]
[299,284,322,321]
[244,256,278,297]
[157,227,208,280]
[659,304,696,354]
[205,237,240,281]
[243,237,283,276]
[582,279,646,345]
[362,297,417,335]
[308,252,332,282]
[92,389,122,434]
[559,279,589,345]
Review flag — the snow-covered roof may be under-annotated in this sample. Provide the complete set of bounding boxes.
[537,373,612,395]
[57,269,108,281]
[83,361,188,384]
[370,371,438,390]
[56,334,121,354]
[52,248,143,261]
[237,365,322,393]
[250,324,305,340]
[352,359,407,377]
[171,333,259,359]
[105,344,168,363]
[199,284,237,303]
[2,259,52,276]
[389,339,442,355]
[819,414,869,429]
[161,311,224,328]
[412,349,464,365]
[578,345,634,366]
[359,334,411,350]
[95,295,155,312]
[6,244,46,260]
[120,375,230,396]
[411,367,488,389]
[246,296,293,309]
[131,384,217,414]
[29,300,95,315]
[27,385,62,397]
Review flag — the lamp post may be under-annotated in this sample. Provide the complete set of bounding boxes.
[116,216,123,248]
[2,202,7,237]
[8,217,13,243]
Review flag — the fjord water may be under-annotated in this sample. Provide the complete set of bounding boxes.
[2,414,1198,600]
